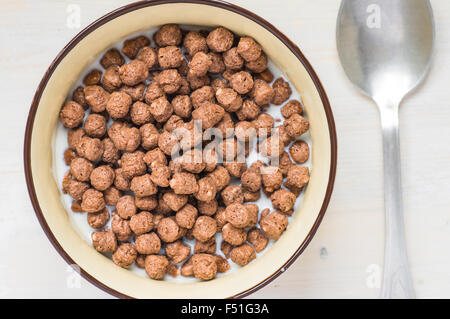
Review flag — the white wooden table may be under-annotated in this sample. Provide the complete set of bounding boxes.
[1,0,449,298]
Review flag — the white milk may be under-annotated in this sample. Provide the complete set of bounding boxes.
[52,26,312,282]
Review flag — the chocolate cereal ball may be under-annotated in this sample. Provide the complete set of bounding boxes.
[90,165,115,191]
[150,165,171,187]
[260,211,288,240]
[104,186,121,206]
[247,228,268,253]
[194,237,216,254]
[207,166,230,191]
[112,243,137,268]
[190,86,215,109]
[83,69,102,86]
[122,35,150,59]
[162,191,188,211]
[60,101,85,128]
[225,203,251,228]
[262,166,283,193]
[157,69,182,94]
[170,172,199,195]
[119,60,149,86]
[154,24,182,47]
[235,121,256,143]
[87,207,110,229]
[236,99,259,121]
[144,148,167,169]
[158,46,183,69]
[92,229,117,253]
[208,52,226,74]
[140,123,159,150]
[116,195,137,219]
[130,174,157,197]
[106,91,132,119]
[249,80,274,105]
[211,77,228,92]
[289,140,310,164]
[84,114,106,138]
[197,199,217,216]
[114,168,130,191]
[111,214,132,241]
[187,73,210,90]
[135,195,158,211]
[84,85,110,113]
[230,71,254,95]
[165,240,191,263]
[145,255,169,280]
[68,127,86,150]
[223,47,244,70]
[158,130,179,156]
[216,88,242,112]
[271,189,296,214]
[172,95,192,118]
[102,65,122,92]
[150,96,173,123]
[221,185,244,206]
[130,101,152,126]
[67,179,89,201]
[283,113,309,138]
[286,165,310,189]
[237,37,262,62]
[214,207,227,231]
[241,168,261,193]
[70,157,93,182]
[224,161,246,178]
[252,113,274,138]
[72,86,88,110]
[194,177,217,202]
[189,52,212,77]
[145,82,165,104]
[192,254,217,281]
[192,216,217,242]
[81,188,105,213]
[175,204,198,229]
[206,27,234,53]
[76,136,104,162]
[243,189,261,202]
[281,99,303,119]
[246,52,268,73]
[101,138,119,164]
[135,232,161,255]
[230,244,256,266]
[130,211,153,235]
[272,77,292,105]
[184,31,208,56]
[157,217,180,243]
[222,223,247,246]
[120,151,147,179]
[109,123,141,152]
[137,47,158,69]
[100,48,125,69]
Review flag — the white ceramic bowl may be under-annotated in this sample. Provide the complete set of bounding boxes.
[24,0,337,298]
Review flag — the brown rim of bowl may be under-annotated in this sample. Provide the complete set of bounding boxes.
[24,0,337,299]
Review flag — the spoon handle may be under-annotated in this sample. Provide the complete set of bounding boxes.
[378,102,415,299]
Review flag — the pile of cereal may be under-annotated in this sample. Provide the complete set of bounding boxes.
[60,24,310,281]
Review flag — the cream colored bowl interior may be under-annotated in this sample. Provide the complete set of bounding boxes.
[30,3,332,298]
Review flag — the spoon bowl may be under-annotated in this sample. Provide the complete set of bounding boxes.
[337,0,434,103]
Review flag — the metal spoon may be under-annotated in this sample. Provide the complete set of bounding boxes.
[336,0,434,298]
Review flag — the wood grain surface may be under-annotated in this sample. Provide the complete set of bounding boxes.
[1,0,449,298]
